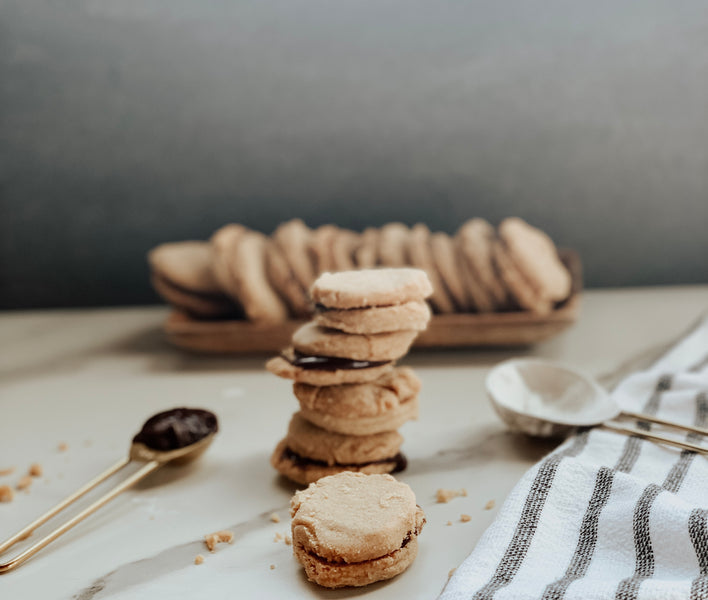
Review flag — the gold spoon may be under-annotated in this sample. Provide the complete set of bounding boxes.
[0,408,217,574]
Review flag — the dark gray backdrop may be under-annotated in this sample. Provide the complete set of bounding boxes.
[2,0,707,309]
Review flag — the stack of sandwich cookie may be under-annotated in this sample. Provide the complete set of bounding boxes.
[290,472,426,588]
[267,268,432,484]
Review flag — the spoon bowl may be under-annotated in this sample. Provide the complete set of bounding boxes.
[129,433,216,465]
[486,359,619,437]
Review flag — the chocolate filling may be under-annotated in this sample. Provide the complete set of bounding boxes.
[133,407,218,451]
[153,273,230,303]
[285,350,391,372]
[282,447,407,473]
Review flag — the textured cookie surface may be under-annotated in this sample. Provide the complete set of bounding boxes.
[265,354,394,386]
[311,268,433,309]
[292,322,418,362]
[499,217,570,302]
[285,413,403,465]
[148,241,224,294]
[290,472,425,566]
[294,367,420,434]
[315,300,431,335]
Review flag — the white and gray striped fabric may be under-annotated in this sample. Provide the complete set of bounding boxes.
[440,317,708,600]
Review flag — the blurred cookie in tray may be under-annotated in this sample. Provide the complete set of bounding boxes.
[149,218,582,350]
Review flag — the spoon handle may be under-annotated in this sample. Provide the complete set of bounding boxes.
[0,460,160,574]
[618,411,708,438]
[602,423,708,454]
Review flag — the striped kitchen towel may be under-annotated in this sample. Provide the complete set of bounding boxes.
[440,317,708,600]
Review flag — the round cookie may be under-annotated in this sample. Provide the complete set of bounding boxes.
[264,240,311,318]
[493,239,553,314]
[457,218,508,310]
[272,219,317,292]
[309,224,340,275]
[498,217,571,302]
[311,268,433,310]
[290,472,426,587]
[292,322,418,362]
[150,275,237,318]
[148,241,224,295]
[377,222,410,266]
[265,352,394,386]
[210,224,248,300]
[271,439,401,485]
[406,224,456,314]
[294,367,421,435]
[225,230,289,322]
[284,413,403,465]
[430,232,469,311]
[353,227,379,268]
[331,229,360,272]
[315,300,431,335]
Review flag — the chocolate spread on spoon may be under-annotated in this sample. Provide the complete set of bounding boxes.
[133,408,218,451]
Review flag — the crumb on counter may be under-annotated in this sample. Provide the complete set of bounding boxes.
[446,521,453,526]
[58,442,69,452]
[460,514,471,523]
[204,530,234,552]
[270,512,280,523]
[485,499,496,510]
[194,554,205,565]
[16,475,33,491]
[0,467,15,477]
[270,564,276,570]
[273,532,283,543]
[448,568,456,578]
[284,535,292,546]
[0,485,14,503]
[29,463,43,477]
[436,488,467,503]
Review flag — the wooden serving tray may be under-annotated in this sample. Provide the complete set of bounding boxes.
[163,250,582,353]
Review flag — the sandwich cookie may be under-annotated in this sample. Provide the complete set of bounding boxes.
[272,219,317,292]
[498,217,571,303]
[456,218,507,311]
[406,224,456,314]
[353,227,379,268]
[315,300,431,335]
[265,240,311,318]
[311,268,433,310]
[271,414,406,485]
[290,472,426,588]
[377,222,410,267]
[309,225,340,275]
[148,241,238,318]
[430,232,470,311]
[292,322,417,362]
[212,227,289,322]
[331,229,360,272]
[265,349,394,386]
[294,367,421,435]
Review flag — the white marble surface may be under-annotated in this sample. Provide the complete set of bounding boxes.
[1,286,706,599]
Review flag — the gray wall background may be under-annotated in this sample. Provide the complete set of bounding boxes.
[1,0,707,309]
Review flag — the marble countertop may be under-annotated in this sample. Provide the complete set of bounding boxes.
[1,286,707,599]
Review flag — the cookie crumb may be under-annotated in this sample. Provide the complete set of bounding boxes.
[270,512,280,523]
[204,530,234,552]
[29,463,43,477]
[284,535,292,546]
[485,499,496,510]
[17,475,33,491]
[460,514,471,523]
[436,488,466,503]
[448,568,456,578]
[0,467,15,477]
[58,442,68,452]
[446,521,453,526]
[0,485,14,502]
[273,532,283,543]
[270,564,276,570]
[194,554,205,565]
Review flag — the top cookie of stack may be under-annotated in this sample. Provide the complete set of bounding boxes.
[148,217,573,320]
